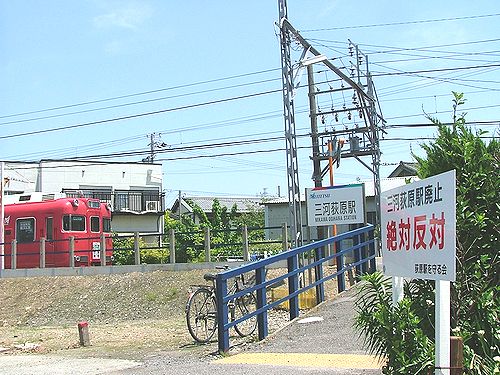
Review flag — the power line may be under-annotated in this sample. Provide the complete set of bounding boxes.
[0,67,281,120]
[301,13,500,32]
[0,77,281,126]
[0,88,282,140]
[372,63,500,77]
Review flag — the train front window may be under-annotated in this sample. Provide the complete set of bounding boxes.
[103,218,111,233]
[90,216,100,232]
[62,215,86,232]
[16,218,35,243]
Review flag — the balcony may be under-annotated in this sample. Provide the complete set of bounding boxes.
[64,189,164,214]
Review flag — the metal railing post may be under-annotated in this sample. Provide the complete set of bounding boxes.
[100,233,106,266]
[242,225,249,261]
[204,227,211,262]
[314,243,325,304]
[69,236,75,267]
[216,276,229,353]
[337,240,345,293]
[361,228,369,274]
[169,228,175,264]
[11,240,17,270]
[256,266,268,341]
[287,253,300,320]
[369,228,376,272]
[353,232,362,277]
[134,232,140,265]
[40,237,46,268]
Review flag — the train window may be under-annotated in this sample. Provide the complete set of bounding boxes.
[103,218,111,233]
[62,215,86,232]
[90,216,100,232]
[46,217,53,241]
[16,218,35,243]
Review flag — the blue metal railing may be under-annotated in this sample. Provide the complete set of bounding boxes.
[215,224,376,353]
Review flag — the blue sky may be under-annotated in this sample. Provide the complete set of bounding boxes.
[1,1,499,206]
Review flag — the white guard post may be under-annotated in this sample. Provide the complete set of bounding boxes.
[392,276,404,306]
[435,280,451,375]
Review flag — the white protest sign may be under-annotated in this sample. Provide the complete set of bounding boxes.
[381,170,456,282]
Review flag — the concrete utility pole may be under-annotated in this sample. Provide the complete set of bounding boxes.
[143,133,167,163]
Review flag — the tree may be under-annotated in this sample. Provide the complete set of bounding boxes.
[355,93,499,374]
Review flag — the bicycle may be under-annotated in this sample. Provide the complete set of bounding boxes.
[185,266,258,343]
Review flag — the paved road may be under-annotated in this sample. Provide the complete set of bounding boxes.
[0,285,382,375]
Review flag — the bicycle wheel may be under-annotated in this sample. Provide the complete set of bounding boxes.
[186,288,217,343]
[233,292,258,337]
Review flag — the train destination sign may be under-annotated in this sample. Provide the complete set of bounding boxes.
[306,184,365,226]
[381,170,456,282]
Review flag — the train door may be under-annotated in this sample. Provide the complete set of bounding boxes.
[45,217,56,267]
[16,217,36,268]
[89,215,102,264]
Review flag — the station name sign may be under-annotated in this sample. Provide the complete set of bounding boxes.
[381,170,456,281]
[306,184,365,226]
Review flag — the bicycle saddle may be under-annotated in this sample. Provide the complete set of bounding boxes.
[203,273,217,281]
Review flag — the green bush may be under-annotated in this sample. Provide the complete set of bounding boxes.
[354,272,434,374]
[355,93,499,374]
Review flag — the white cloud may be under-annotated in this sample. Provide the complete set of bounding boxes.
[93,2,152,30]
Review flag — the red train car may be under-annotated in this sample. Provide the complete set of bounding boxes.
[3,196,112,268]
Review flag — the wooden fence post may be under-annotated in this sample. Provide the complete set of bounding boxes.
[134,232,140,265]
[11,240,17,270]
[282,223,288,251]
[450,336,464,375]
[169,228,175,264]
[69,236,75,267]
[242,225,249,261]
[40,237,46,268]
[204,227,211,262]
[100,233,106,266]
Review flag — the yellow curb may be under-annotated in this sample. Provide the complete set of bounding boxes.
[215,353,382,369]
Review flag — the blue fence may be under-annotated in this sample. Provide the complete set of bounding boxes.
[214,224,376,353]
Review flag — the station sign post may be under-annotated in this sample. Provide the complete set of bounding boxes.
[381,170,456,375]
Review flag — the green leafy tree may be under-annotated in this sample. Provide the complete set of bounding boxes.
[355,93,500,374]
[165,198,267,262]
[164,211,204,263]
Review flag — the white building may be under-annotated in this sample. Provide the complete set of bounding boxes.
[2,160,164,235]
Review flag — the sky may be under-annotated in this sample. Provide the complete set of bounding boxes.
[1,1,499,207]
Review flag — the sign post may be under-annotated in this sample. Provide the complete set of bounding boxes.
[380,170,456,375]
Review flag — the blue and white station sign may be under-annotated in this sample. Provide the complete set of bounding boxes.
[306,184,366,226]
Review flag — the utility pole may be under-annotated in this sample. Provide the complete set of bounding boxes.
[278,0,303,248]
[278,6,385,230]
[143,133,167,163]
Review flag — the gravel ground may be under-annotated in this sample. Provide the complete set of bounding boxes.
[0,268,294,358]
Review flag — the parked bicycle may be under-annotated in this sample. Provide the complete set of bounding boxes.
[186,266,258,343]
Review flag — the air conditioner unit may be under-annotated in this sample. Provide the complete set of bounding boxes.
[145,200,159,212]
